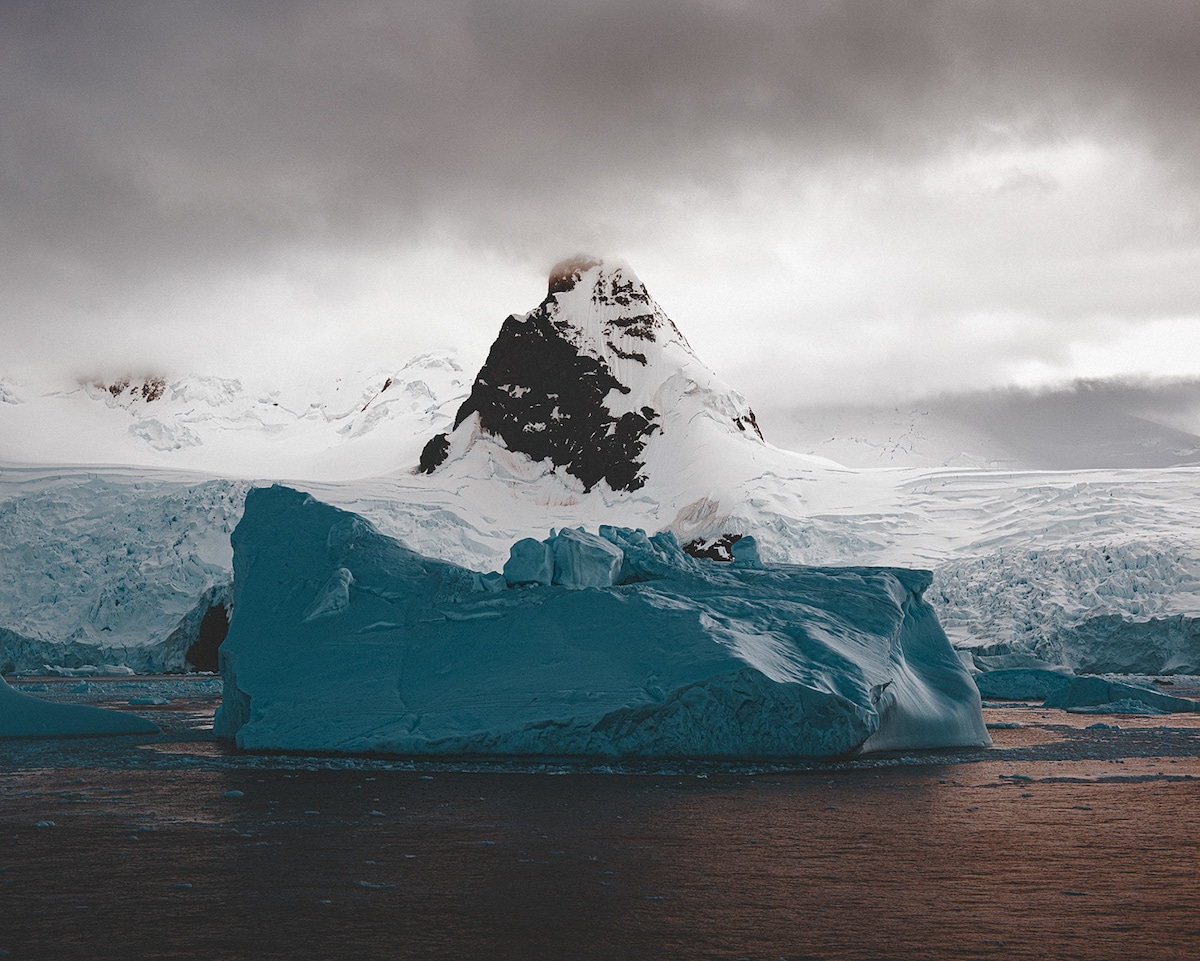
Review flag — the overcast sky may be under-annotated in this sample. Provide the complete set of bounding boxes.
[3,1,1199,406]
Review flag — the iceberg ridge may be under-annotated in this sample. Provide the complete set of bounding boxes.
[214,486,989,759]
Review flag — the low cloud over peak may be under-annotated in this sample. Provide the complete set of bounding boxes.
[3,1,1199,402]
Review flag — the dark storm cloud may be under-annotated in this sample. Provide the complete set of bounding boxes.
[2,1,1199,382]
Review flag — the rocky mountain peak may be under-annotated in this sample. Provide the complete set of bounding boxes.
[419,257,764,493]
[547,254,604,295]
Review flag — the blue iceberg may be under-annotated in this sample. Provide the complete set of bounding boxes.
[214,486,989,759]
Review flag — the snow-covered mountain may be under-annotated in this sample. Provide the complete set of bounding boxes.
[419,255,764,496]
[0,352,470,481]
[2,256,1200,681]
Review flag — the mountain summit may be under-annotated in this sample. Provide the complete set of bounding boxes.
[419,256,763,492]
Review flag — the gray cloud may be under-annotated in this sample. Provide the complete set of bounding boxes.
[3,1,1199,395]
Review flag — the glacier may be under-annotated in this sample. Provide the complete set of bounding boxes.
[0,466,245,674]
[213,486,990,759]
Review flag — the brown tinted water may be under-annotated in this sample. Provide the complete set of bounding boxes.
[3,679,1200,960]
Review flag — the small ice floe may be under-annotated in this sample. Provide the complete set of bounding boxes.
[44,665,135,678]
[33,820,55,828]
[355,880,394,889]
[222,790,244,798]
[986,722,1023,730]
[171,883,193,891]
[1047,676,1200,715]
[127,697,171,706]
[368,810,384,817]
[1068,699,1167,716]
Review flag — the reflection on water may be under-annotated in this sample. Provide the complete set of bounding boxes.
[3,762,1200,960]
[5,677,1200,959]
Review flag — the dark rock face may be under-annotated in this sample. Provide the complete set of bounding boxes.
[184,603,231,673]
[418,432,450,473]
[93,376,167,403]
[433,309,660,491]
[421,258,668,492]
[733,410,764,441]
[682,533,744,562]
[419,256,763,493]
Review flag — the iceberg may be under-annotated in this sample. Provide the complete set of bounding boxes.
[214,486,990,759]
[0,676,158,738]
[1043,676,1200,714]
[972,666,1076,701]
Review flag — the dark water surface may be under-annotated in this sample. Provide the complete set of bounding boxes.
[3,679,1200,960]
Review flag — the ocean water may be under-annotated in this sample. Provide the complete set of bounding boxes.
[3,677,1200,960]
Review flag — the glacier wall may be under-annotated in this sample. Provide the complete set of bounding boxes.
[214,486,989,759]
[0,468,244,673]
[932,539,1200,674]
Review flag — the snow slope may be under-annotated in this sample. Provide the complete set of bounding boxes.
[213,486,989,758]
[0,351,469,481]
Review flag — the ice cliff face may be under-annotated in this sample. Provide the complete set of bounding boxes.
[214,486,990,759]
[420,256,763,494]
[0,468,246,675]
